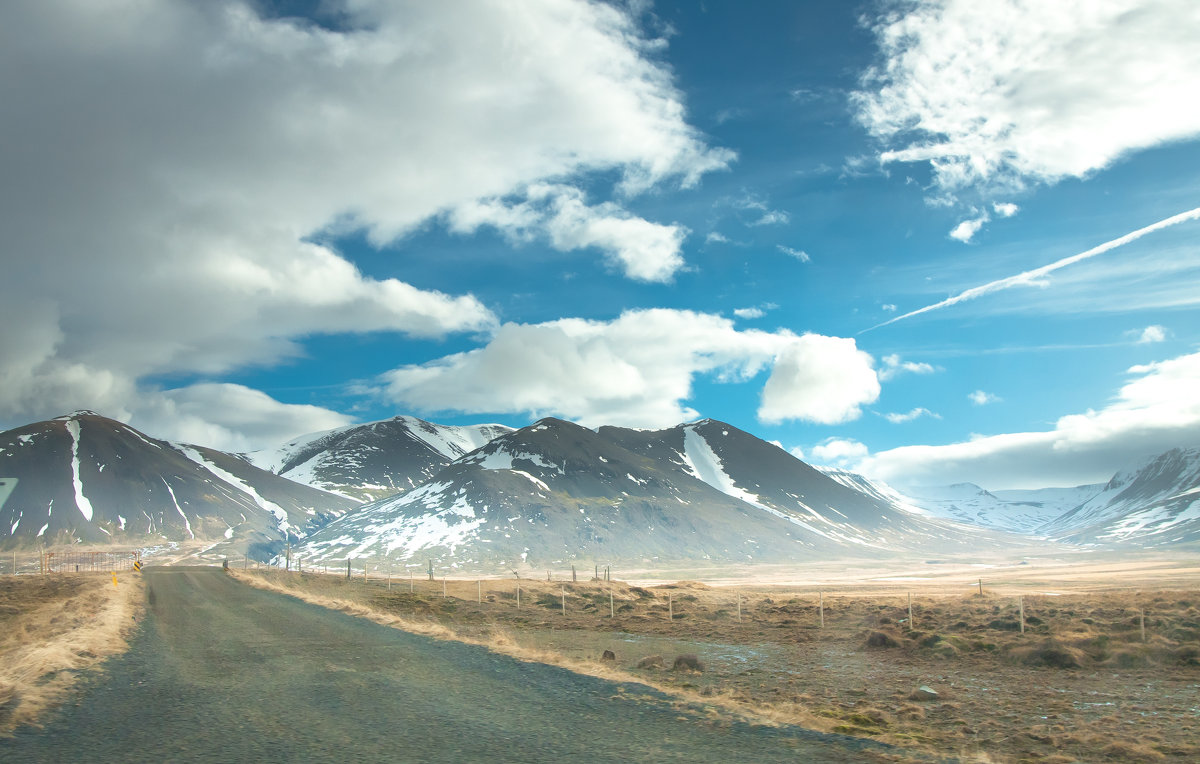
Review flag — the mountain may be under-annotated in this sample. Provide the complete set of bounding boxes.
[819,469,1102,535]
[296,418,1014,569]
[0,411,356,555]
[1040,447,1200,546]
[245,415,512,501]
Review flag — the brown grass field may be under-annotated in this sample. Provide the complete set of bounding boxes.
[0,572,143,736]
[233,554,1200,763]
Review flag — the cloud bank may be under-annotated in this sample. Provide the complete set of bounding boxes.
[0,0,731,446]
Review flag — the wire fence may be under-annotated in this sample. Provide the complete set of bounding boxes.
[3,548,142,574]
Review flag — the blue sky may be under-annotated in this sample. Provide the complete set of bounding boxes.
[2,0,1198,489]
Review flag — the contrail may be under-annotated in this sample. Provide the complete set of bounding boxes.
[861,206,1200,334]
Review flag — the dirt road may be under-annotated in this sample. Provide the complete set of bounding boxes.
[1,568,894,763]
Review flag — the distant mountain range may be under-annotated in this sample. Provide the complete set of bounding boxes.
[1,411,1197,566]
[297,418,1010,569]
[0,411,355,557]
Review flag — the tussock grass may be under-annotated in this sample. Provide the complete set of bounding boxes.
[0,573,144,735]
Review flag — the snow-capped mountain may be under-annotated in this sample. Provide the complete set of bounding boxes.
[297,418,1017,569]
[819,469,1102,534]
[245,415,512,501]
[0,411,356,554]
[1040,447,1200,546]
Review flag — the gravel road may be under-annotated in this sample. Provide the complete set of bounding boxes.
[1,567,891,762]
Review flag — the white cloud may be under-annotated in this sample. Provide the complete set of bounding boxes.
[878,354,936,381]
[882,304,898,312]
[759,336,880,425]
[0,0,731,436]
[451,184,689,282]
[949,214,988,243]
[733,307,766,319]
[809,438,871,468]
[883,407,940,424]
[382,310,879,429]
[968,390,1001,405]
[992,202,1020,218]
[1136,325,1168,343]
[751,210,791,227]
[134,383,354,453]
[861,351,1200,488]
[854,0,1200,196]
[777,245,812,263]
[706,231,731,244]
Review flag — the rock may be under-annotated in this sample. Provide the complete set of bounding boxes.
[601,649,616,661]
[636,654,665,669]
[909,685,939,701]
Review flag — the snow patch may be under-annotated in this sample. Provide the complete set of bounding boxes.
[177,445,293,532]
[63,420,95,522]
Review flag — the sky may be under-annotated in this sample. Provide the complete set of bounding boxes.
[2,0,1199,490]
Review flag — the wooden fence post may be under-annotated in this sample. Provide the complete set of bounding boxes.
[610,588,614,618]
[978,578,983,596]
[737,592,742,622]
[346,557,351,580]
[1019,595,1025,634]
[907,592,913,628]
[819,591,824,629]
[1141,609,1147,643]
[477,580,481,604]
[668,592,673,621]
[561,585,566,615]
[517,582,521,610]
[443,578,447,598]
[571,565,576,582]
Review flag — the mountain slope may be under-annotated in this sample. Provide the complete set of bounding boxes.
[0,412,356,553]
[1040,447,1200,546]
[245,416,512,501]
[297,418,1015,569]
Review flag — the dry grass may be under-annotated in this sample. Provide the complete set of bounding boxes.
[231,567,1200,764]
[0,572,144,736]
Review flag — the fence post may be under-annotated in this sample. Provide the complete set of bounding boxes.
[517,582,521,610]
[978,578,983,596]
[610,588,614,618]
[571,565,576,582]
[561,585,566,615]
[668,592,673,621]
[737,592,742,622]
[387,562,392,591]
[443,578,447,598]
[1141,609,1147,643]
[410,570,414,593]
[428,559,434,581]
[477,580,481,604]
[819,591,824,629]
[347,558,351,580]
[908,592,913,628]
[1019,595,1025,634]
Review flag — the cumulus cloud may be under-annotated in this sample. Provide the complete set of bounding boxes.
[382,310,879,429]
[854,0,1200,196]
[134,384,354,453]
[809,438,871,468]
[861,351,1200,488]
[1136,325,1168,343]
[883,407,940,424]
[949,214,988,243]
[450,184,689,282]
[878,354,936,381]
[759,336,880,425]
[992,202,1020,218]
[733,307,766,319]
[968,390,1001,406]
[0,0,731,436]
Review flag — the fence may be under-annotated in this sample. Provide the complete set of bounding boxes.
[3,548,142,574]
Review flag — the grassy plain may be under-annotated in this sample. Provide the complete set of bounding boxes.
[235,553,1200,763]
[0,572,143,736]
